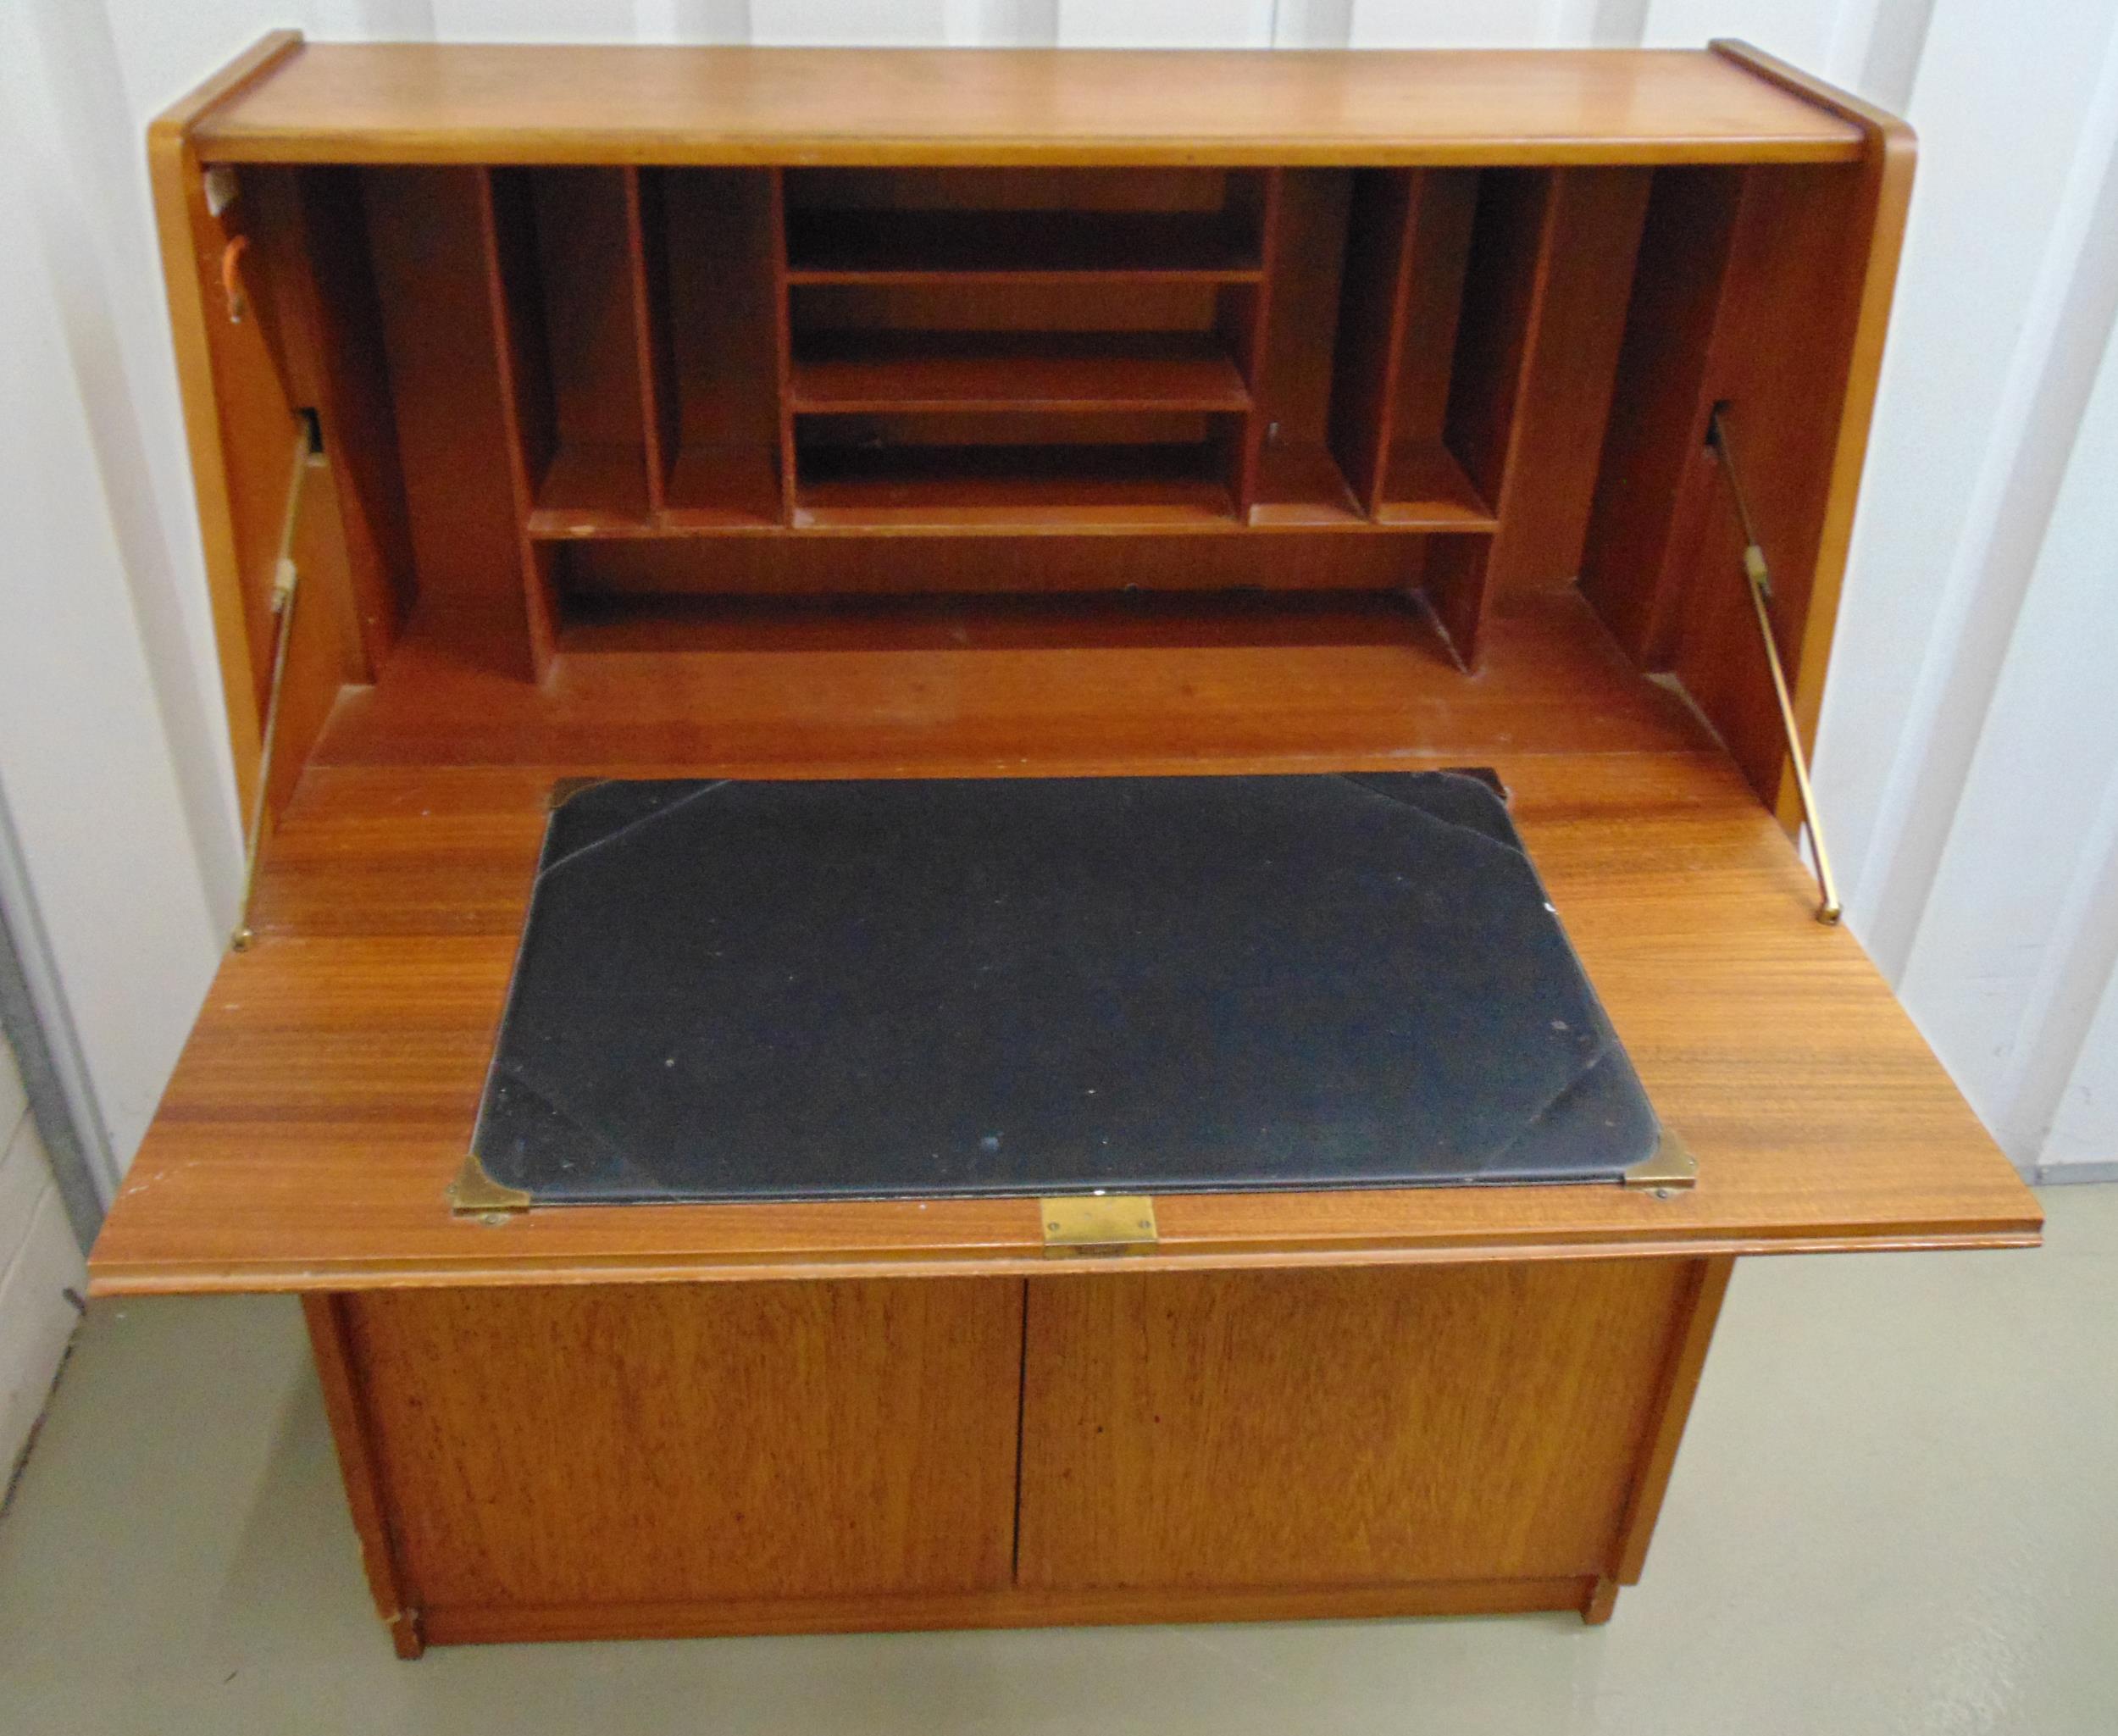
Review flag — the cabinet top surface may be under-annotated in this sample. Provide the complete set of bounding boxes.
[181,42,1870,166]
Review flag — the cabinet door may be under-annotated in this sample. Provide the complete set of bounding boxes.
[341,1277,1023,1612]
[1017,1261,1699,1593]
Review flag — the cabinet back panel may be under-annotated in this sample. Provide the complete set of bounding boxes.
[553,534,1422,597]
[784,167,1234,213]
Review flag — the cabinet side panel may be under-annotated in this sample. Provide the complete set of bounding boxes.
[1673,161,1882,801]
[1018,1260,1693,1591]
[342,1278,1023,1611]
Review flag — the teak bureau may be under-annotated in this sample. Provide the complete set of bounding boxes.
[90,35,2041,1653]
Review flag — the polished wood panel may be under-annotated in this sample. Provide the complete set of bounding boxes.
[340,1279,1023,1610]
[186,45,1867,167]
[86,597,2038,1295]
[1017,1262,1698,1589]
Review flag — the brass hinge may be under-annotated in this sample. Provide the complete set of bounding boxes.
[1622,1129,1699,1194]
[1040,1195,1158,1257]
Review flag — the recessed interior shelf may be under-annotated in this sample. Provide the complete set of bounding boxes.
[661,444,783,531]
[788,333,1253,415]
[1375,441,1497,530]
[1247,443,1365,528]
[785,209,1265,282]
[527,444,653,536]
[792,442,1239,530]
[457,160,1570,644]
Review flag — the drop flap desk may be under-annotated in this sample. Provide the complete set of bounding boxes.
[91,35,2040,1654]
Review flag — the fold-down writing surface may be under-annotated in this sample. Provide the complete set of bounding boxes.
[470,772,1659,1203]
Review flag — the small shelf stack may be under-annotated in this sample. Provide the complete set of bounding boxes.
[483,161,1518,656]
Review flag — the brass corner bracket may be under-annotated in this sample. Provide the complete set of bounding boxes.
[448,1152,532,1216]
[1623,1130,1699,1193]
[1040,1194,1158,1257]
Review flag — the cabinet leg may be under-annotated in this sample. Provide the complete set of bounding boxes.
[1582,1575,1620,1625]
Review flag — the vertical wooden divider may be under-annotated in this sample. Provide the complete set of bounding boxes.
[1328,169,1420,514]
[475,168,558,679]
[1230,169,1286,517]
[767,168,798,525]
[1328,169,1479,519]
[625,169,674,515]
[1436,167,1649,664]
[1577,169,1744,667]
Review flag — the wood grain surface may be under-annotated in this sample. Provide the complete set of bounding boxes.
[1017,1261,1701,1590]
[88,592,2038,1295]
[185,45,1867,168]
[338,1278,1023,1611]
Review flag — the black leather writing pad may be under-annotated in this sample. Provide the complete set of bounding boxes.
[470,773,1660,1203]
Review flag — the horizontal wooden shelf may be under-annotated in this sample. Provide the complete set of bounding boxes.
[1374,441,1498,530]
[784,210,1263,282]
[789,334,1252,414]
[793,443,1236,530]
[526,444,651,537]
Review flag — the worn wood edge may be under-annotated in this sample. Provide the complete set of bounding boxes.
[145,33,310,822]
[193,136,1868,170]
[1606,1254,1735,1585]
[151,28,307,137]
[88,1224,2040,1298]
[416,1574,1594,1645]
[188,47,1863,167]
[301,1294,424,1657]
[1710,40,1916,832]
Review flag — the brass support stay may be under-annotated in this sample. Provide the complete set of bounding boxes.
[230,421,317,951]
[1706,406,1843,926]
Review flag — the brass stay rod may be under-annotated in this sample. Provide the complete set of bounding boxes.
[230,420,316,952]
[1706,406,1842,926]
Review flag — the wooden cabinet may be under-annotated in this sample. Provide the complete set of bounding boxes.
[91,36,2037,1654]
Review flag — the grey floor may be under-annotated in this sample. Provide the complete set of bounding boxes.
[1,1189,2112,1736]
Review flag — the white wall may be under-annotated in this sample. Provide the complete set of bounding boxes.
[3,0,2115,1184]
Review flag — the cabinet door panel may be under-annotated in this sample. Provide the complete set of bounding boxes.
[1017,1261,1696,1590]
[343,1277,1023,1609]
